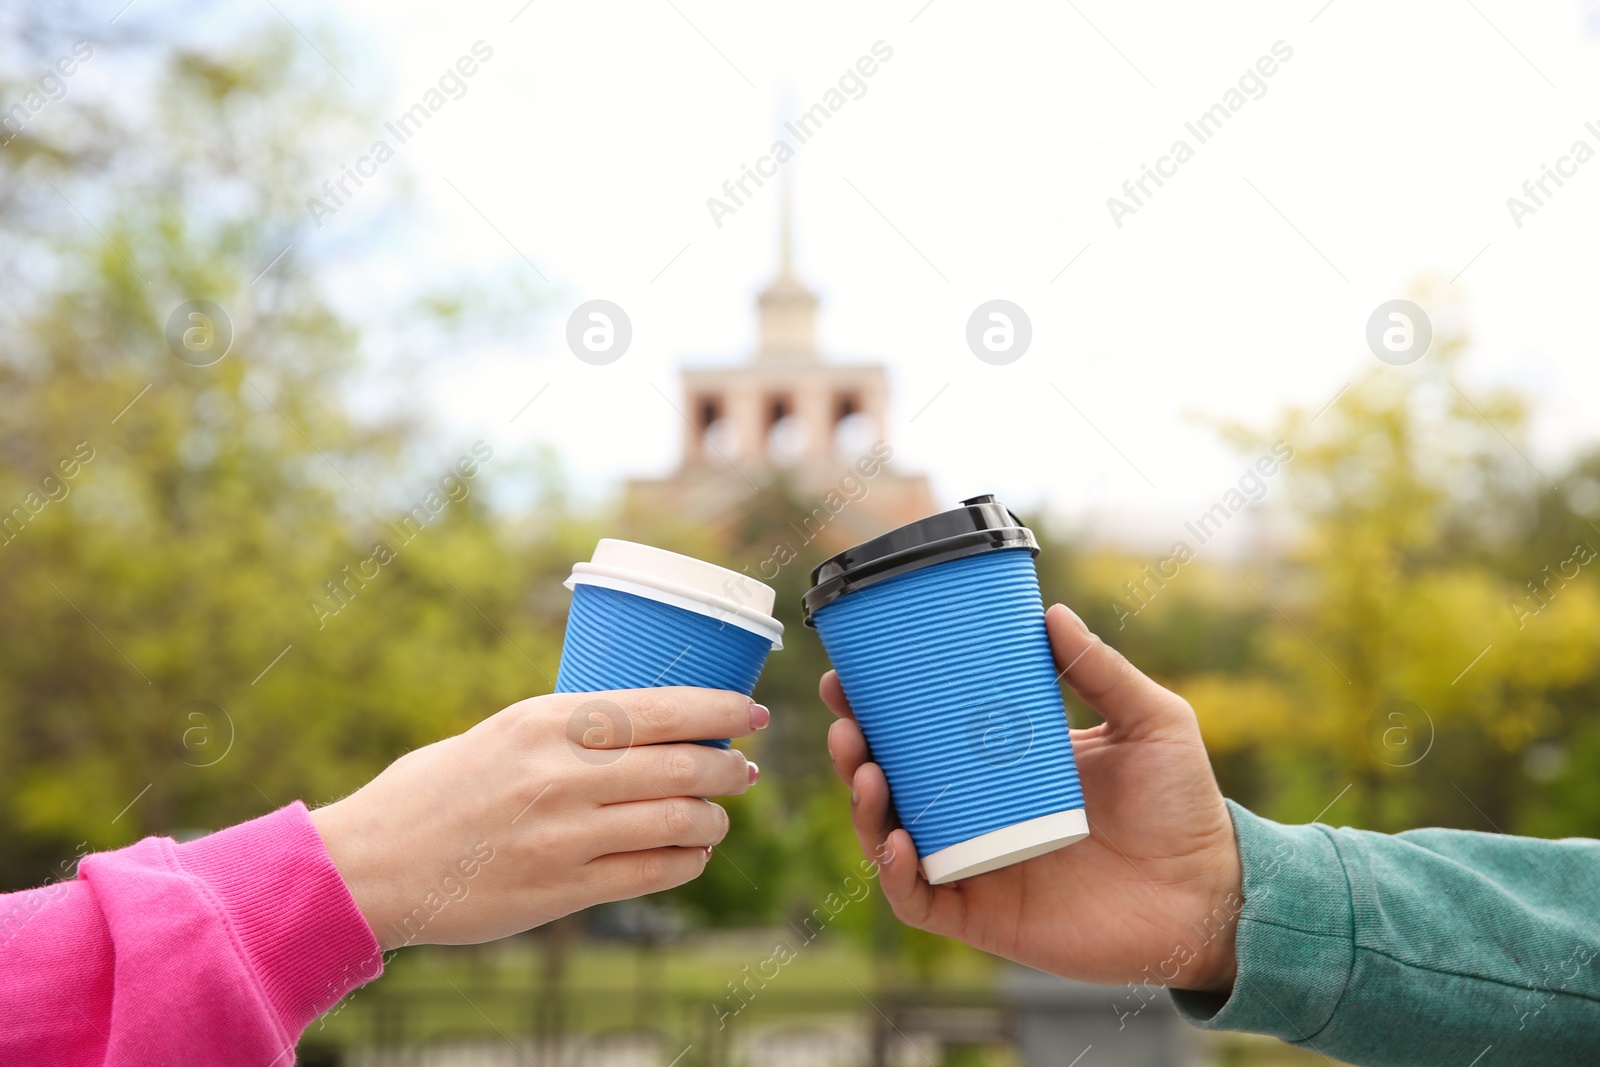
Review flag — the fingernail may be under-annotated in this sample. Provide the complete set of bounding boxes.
[703,845,713,858]
[748,702,771,730]
[850,786,859,806]
[1060,603,1087,630]
[747,760,761,784]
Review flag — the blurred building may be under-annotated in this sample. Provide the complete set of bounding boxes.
[623,199,932,550]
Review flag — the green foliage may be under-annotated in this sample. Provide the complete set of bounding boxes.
[0,19,553,884]
[1049,291,1600,839]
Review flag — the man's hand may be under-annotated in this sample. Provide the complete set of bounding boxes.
[824,604,1241,993]
[311,687,766,950]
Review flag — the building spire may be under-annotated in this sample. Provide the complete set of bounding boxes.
[779,166,794,278]
[756,166,818,361]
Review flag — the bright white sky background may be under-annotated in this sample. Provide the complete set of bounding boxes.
[222,1,1600,548]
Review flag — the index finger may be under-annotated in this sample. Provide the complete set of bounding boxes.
[574,687,764,748]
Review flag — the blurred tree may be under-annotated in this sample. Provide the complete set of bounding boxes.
[1161,285,1600,835]
[0,15,561,887]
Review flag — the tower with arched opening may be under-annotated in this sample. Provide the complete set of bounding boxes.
[623,194,932,549]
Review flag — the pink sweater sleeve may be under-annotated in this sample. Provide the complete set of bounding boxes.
[0,802,384,1066]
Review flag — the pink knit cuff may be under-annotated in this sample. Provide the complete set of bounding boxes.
[177,801,384,1036]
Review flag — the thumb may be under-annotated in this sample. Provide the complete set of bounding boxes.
[1045,603,1195,738]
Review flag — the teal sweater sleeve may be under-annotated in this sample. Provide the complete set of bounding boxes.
[1169,800,1600,1065]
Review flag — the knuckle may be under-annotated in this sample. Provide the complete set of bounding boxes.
[569,698,630,750]
[518,822,561,860]
[663,749,700,790]
[1104,638,1140,679]
[1088,635,1130,689]
[513,776,549,811]
[886,897,920,928]
[630,690,680,734]
[663,800,695,836]
[510,701,556,748]
[635,851,669,887]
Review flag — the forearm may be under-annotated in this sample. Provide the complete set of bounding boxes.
[0,803,383,1065]
[1171,801,1600,1065]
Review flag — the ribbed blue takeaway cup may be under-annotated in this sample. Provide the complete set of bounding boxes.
[556,539,784,749]
[802,495,1087,883]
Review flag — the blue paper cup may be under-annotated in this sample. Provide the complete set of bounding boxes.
[556,539,783,748]
[803,496,1087,883]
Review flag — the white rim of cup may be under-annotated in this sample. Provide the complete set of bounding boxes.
[918,807,1089,884]
[565,540,784,650]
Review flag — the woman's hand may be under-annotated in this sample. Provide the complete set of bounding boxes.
[310,687,766,950]
[824,604,1242,993]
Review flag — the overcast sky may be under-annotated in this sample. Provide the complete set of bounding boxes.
[258,0,1600,550]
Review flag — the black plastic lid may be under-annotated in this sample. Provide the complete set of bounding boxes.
[802,494,1038,625]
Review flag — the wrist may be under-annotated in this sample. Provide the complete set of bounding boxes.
[1178,816,1243,994]
[1184,908,1239,993]
[309,798,402,951]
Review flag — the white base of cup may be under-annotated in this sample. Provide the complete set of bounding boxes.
[919,808,1089,885]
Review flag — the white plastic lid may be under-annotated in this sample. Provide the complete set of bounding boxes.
[564,539,784,649]
[919,807,1089,884]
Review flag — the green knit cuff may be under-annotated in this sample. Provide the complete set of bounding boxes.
[1169,800,1356,1046]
